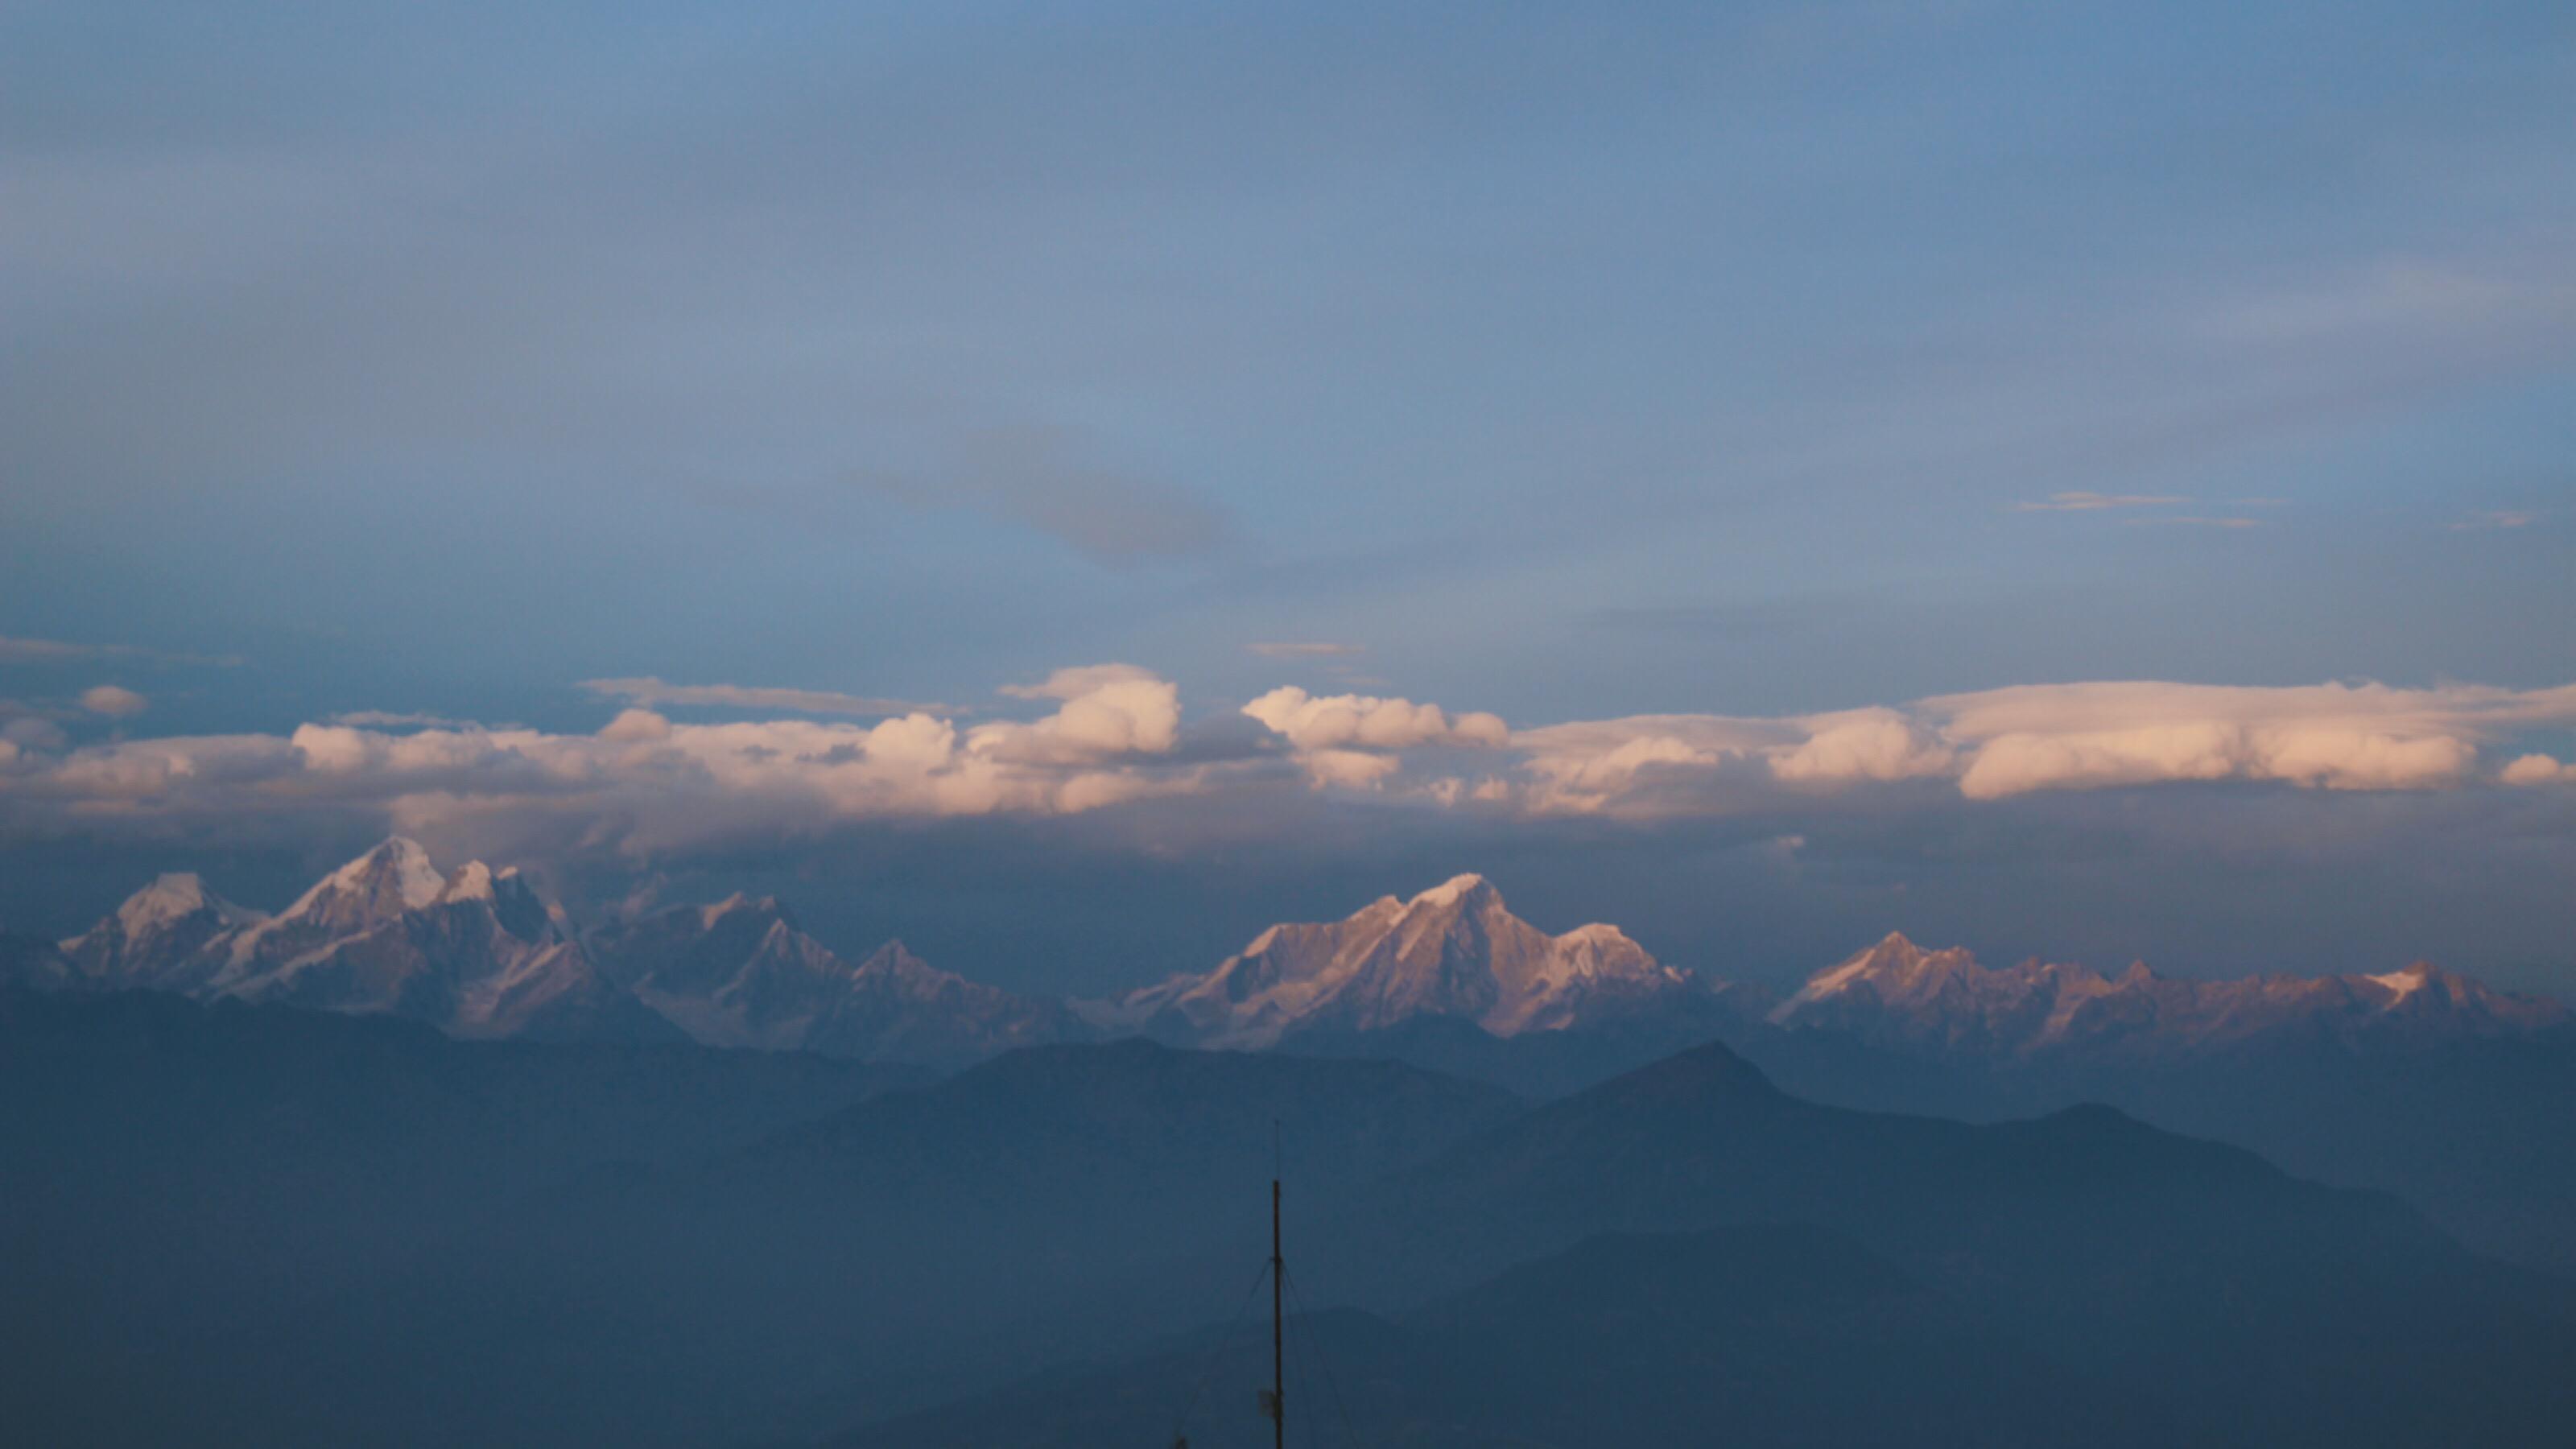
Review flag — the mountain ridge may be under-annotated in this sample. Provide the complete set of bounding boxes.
[34,848,2570,1079]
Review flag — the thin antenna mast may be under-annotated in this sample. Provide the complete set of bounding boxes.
[1269,1119,1285,1449]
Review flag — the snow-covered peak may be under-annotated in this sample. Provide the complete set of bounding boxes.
[1770,932,1947,1021]
[442,861,497,902]
[699,892,795,931]
[1410,873,1496,910]
[288,837,446,919]
[857,939,929,972]
[1557,922,1636,946]
[64,871,263,984]
[1121,876,1708,1045]
[114,873,253,937]
[1769,934,2566,1059]
[2368,964,2429,1003]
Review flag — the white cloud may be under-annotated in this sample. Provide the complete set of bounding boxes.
[1301,749,1405,790]
[1926,680,2576,798]
[8,670,2575,857]
[0,666,1202,857]
[2501,753,2576,786]
[1496,680,2576,814]
[80,684,148,717]
[597,708,672,743]
[1242,686,1508,789]
[1244,687,1508,752]
[1509,714,1791,815]
[986,664,1180,759]
[1769,708,1955,786]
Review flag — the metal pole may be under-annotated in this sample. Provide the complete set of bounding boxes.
[1271,1173,1284,1449]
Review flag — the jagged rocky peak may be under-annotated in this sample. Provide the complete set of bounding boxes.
[852,939,935,977]
[696,890,801,932]
[278,836,449,931]
[1770,931,2570,1059]
[62,871,264,986]
[1114,872,1707,1047]
[115,873,251,934]
[1769,931,1988,1022]
[1412,872,1500,908]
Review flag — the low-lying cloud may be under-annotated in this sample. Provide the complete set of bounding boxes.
[1242,687,1509,789]
[4,669,2572,861]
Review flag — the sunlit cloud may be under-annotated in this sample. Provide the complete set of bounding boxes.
[78,685,149,717]
[1244,686,1508,789]
[7,669,2574,855]
[0,665,1203,858]
[2500,753,2576,786]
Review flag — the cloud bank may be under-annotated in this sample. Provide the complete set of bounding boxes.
[0,665,1197,857]
[4,669,2572,860]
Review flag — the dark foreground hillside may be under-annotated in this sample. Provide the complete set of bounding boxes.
[6,988,2572,1448]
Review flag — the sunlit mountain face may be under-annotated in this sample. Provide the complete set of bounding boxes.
[6,0,2574,1444]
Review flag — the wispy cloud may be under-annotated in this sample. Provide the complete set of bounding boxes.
[1247,642,1365,658]
[580,677,950,717]
[2008,492,2188,513]
[2196,260,2576,349]
[0,634,241,667]
[852,426,1230,568]
[2450,510,2540,531]
[328,710,494,730]
[2124,516,2268,530]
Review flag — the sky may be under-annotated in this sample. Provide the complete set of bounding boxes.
[4,0,2574,997]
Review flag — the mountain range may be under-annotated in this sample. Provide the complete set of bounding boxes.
[1768,927,2570,1059]
[34,841,2560,1071]
[15,841,2574,1271]
[25,839,1088,1067]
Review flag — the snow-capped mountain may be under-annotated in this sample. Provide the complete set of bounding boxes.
[588,897,1092,1067]
[1769,931,2571,1061]
[231,860,654,1042]
[1108,873,1720,1048]
[49,840,656,1042]
[62,872,266,992]
[45,850,2566,1072]
[48,840,1096,1063]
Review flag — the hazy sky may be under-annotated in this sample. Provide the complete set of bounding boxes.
[5,1,2573,994]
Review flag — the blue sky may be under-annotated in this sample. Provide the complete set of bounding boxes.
[4,1,2573,993]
